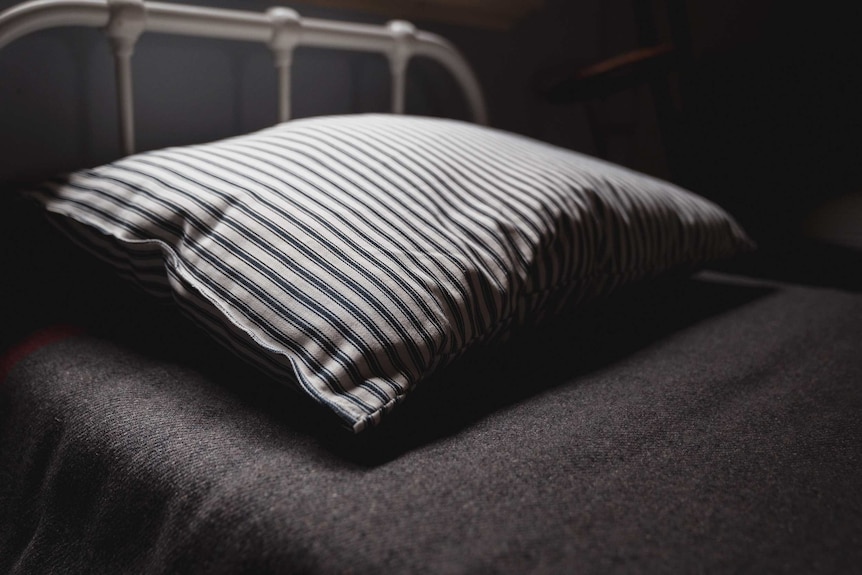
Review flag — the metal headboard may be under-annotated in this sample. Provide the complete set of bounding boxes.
[0,0,488,156]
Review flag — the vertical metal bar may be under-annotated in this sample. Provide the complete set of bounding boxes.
[106,0,145,155]
[276,61,291,122]
[390,62,405,115]
[113,50,136,155]
[387,20,414,116]
[267,7,299,123]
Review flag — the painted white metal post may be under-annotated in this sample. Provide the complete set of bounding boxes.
[106,0,145,156]
[386,19,414,115]
[266,6,299,123]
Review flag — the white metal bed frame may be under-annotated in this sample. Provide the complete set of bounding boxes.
[0,0,488,156]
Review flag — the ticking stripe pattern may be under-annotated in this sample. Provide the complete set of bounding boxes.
[28,114,751,431]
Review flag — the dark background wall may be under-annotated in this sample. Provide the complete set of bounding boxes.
[2,0,860,245]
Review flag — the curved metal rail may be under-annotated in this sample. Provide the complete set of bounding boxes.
[0,0,488,155]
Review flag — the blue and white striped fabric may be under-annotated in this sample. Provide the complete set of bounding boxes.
[28,114,751,431]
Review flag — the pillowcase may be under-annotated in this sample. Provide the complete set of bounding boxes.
[26,114,751,432]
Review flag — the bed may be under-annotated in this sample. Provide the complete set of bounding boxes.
[2,1,862,573]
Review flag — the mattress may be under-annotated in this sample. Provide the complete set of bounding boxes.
[2,200,861,573]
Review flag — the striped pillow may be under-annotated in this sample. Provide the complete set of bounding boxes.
[27,114,751,432]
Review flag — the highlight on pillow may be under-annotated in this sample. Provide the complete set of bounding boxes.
[26,114,752,432]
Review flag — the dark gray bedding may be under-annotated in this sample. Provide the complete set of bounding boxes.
[2,262,862,573]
